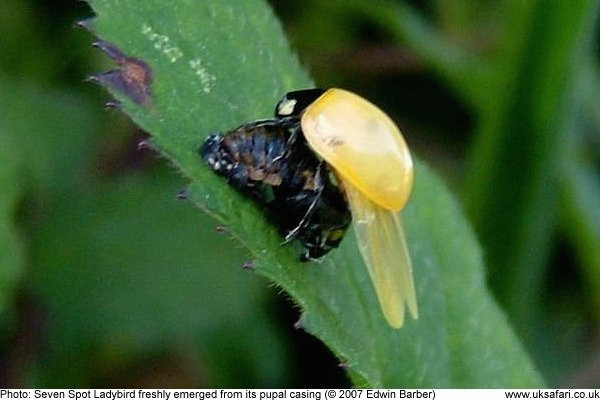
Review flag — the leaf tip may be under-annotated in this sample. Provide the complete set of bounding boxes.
[242,260,256,270]
[293,318,304,330]
[136,138,154,151]
[176,190,189,200]
[74,17,96,31]
[104,100,121,110]
[215,224,229,234]
[337,361,350,370]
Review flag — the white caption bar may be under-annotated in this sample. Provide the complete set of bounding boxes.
[1,389,600,400]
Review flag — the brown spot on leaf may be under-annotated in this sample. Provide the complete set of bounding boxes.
[89,40,153,105]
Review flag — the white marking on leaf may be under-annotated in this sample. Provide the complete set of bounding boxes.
[189,58,217,94]
[141,23,183,63]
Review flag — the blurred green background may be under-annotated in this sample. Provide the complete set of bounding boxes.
[1,0,599,388]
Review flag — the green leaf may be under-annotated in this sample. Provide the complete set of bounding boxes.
[85,0,543,387]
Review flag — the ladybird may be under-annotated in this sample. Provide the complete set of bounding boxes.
[200,118,351,261]
[201,88,417,328]
[275,88,417,328]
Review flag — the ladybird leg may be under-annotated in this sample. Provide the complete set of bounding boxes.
[282,162,325,243]
[313,161,325,187]
[301,246,326,262]
[282,193,320,243]
[299,252,311,262]
[283,120,303,153]
[282,215,310,243]
[272,118,302,164]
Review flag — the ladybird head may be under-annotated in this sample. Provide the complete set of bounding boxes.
[275,88,326,119]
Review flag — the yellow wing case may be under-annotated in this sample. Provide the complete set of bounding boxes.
[345,182,418,328]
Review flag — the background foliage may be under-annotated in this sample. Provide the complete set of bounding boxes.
[0,0,598,388]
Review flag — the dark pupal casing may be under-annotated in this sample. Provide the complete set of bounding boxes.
[200,118,350,260]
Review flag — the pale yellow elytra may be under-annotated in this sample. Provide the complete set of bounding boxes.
[300,88,418,328]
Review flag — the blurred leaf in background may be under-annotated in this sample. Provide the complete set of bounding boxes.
[27,172,290,387]
[0,0,598,389]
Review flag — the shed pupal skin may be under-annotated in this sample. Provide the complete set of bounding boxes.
[200,118,351,260]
